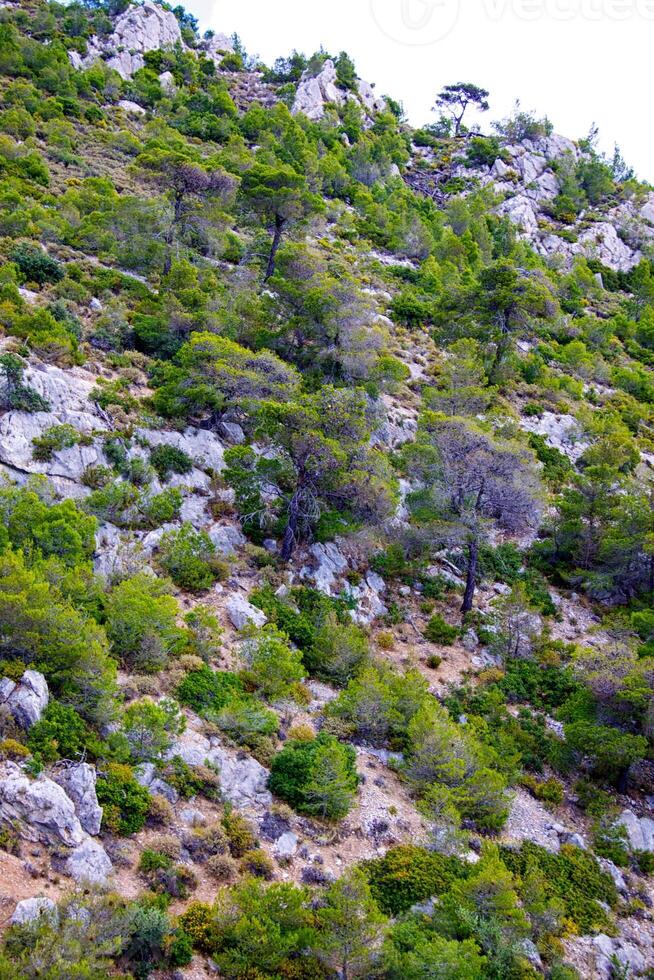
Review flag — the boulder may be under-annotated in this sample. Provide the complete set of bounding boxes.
[592,934,645,977]
[301,541,349,594]
[134,762,178,804]
[170,733,271,811]
[220,421,246,444]
[158,70,176,94]
[273,831,299,859]
[11,897,58,926]
[0,762,85,846]
[226,594,267,630]
[206,744,272,811]
[52,763,103,836]
[179,495,210,528]
[207,523,246,556]
[117,99,146,115]
[618,809,654,852]
[167,730,211,768]
[0,669,48,729]
[65,836,113,885]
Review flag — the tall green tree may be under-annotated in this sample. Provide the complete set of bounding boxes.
[316,869,386,979]
[239,162,321,279]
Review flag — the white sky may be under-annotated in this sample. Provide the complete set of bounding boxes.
[186,0,654,182]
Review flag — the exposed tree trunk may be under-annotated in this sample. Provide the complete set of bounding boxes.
[163,191,185,276]
[264,215,285,281]
[280,490,300,561]
[461,536,478,614]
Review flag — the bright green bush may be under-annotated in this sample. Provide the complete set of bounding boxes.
[176,664,244,715]
[26,701,92,763]
[424,614,459,645]
[105,573,184,672]
[363,845,467,916]
[501,841,617,933]
[158,523,217,591]
[32,424,81,462]
[96,762,151,835]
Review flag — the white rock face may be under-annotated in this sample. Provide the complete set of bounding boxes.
[135,762,178,804]
[0,670,48,729]
[301,542,349,593]
[299,542,386,623]
[52,763,103,836]
[576,221,640,272]
[0,362,107,485]
[226,594,267,630]
[65,836,113,885]
[207,522,246,556]
[78,0,183,79]
[200,33,235,65]
[117,99,146,115]
[207,744,272,811]
[137,426,225,473]
[521,412,587,462]
[11,897,58,926]
[292,60,384,124]
[357,78,385,115]
[618,809,654,852]
[167,733,272,811]
[168,730,211,767]
[0,762,86,847]
[293,60,343,120]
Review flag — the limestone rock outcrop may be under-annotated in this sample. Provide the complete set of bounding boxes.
[0,670,48,729]
[77,0,183,79]
[0,762,86,847]
[52,763,103,836]
[292,60,384,123]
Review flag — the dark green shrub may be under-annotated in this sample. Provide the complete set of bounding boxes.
[268,732,358,821]
[176,665,244,715]
[521,773,564,806]
[363,844,467,915]
[26,701,92,763]
[96,762,151,835]
[0,353,50,412]
[465,135,504,167]
[424,614,458,645]
[10,243,64,285]
[149,444,194,480]
[634,850,654,875]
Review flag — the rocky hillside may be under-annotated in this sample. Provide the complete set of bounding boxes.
[1,2,654,978]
